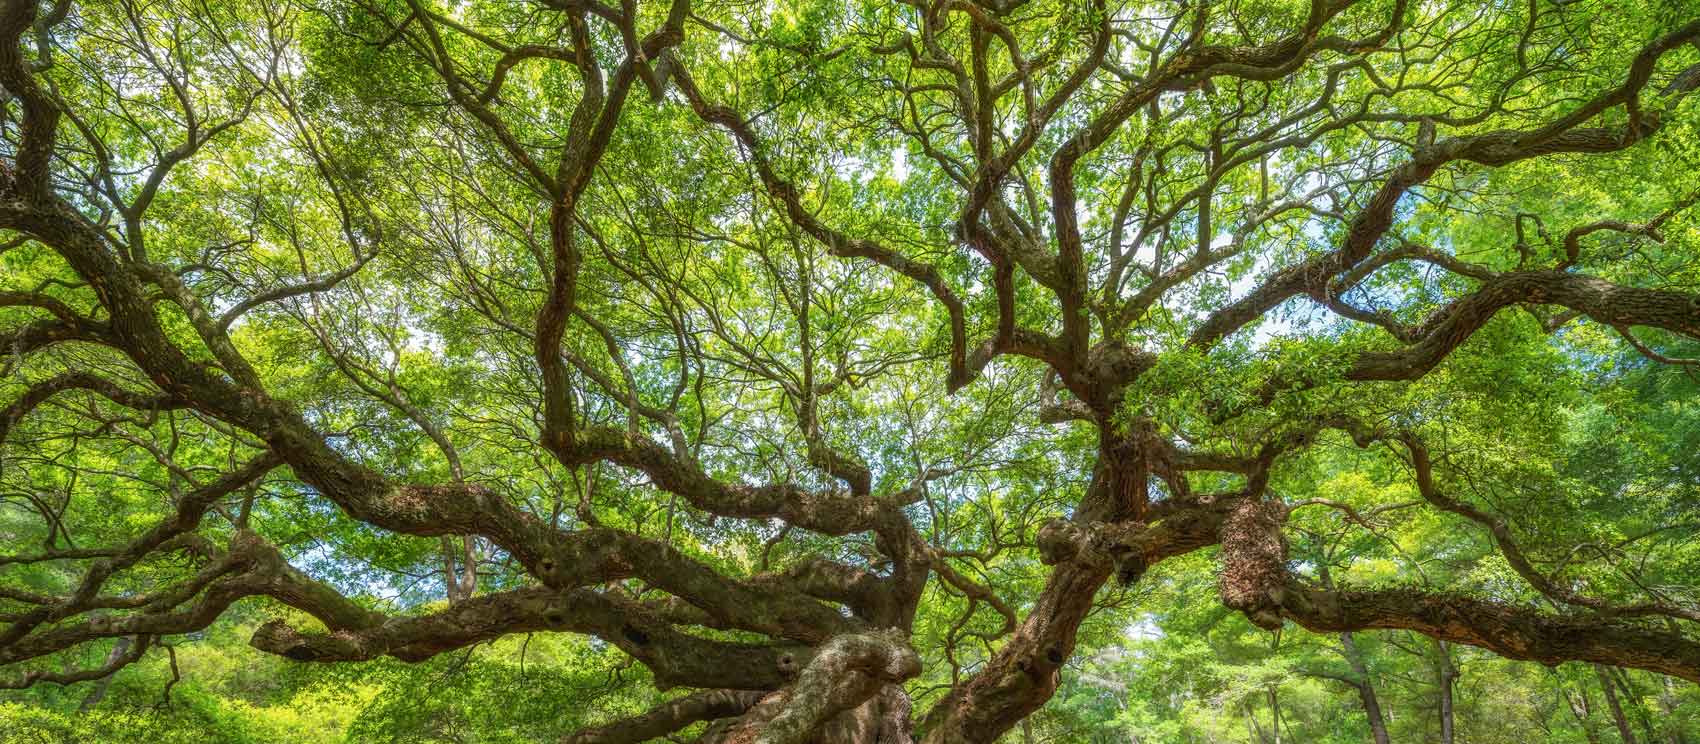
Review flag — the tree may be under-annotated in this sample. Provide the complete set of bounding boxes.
[3,0,1700,741]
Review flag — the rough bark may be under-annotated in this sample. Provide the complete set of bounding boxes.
[704,630,921,744]
[1219,498,1289,631]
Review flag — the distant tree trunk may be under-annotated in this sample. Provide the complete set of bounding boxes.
[1568,688,1606,744]
[1317,563,1391,744]
[1562,673,1607,744]
[76,636,131,713]
[1659,675,1689,744]
[1341,632,1391,744]
[1598,664,1639,744]
[439,535,478,603]
[458,536,477,598]
[1267,686,1283,744]
[1435,640,1457,744]
[1609,667,1661,744]
[1247,700,1274,744]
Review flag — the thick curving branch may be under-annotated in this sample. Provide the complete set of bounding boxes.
[251,586,813,691]
[1278,582,1700,683]
[562,689,767,744]
[0,635,150,691]
[918,490,1232,744]
[0,452,281,649]
[0,0,62,200]
[0,530,379,667]
[1347,271,1700,381]
[1,372,188,452]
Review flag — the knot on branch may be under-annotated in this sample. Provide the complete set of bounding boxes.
[1219,498,1289,630]
[1035,519,1150,584]
[250,619,352,661]
[1036,519,1084,565]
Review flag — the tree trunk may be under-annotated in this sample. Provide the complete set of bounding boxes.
[441,536,465,603]
[700,633,920,744]
[1598,664,1639,744]
[1340,632,1391,744]
[1435,640,1457,744]
[1659,675,1689,744]
[1609,667,1661,744]
[915,433,1183,744]
[76,636,131,713]
[1247,701,1274,744]
[1567,684,1606,744]
[439,536,479,603]
[1317,560,1392,744]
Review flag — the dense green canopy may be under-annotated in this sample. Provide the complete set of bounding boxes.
[2,0,1700,741]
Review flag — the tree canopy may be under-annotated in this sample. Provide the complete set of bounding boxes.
[3,0,1700,741]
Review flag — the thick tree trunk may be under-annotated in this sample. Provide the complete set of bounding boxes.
[702,686,913,744]
[1598,664,1639,744]
[915,434,1155,744]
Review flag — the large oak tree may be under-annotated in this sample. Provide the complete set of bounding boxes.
[3,0,1700,741]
